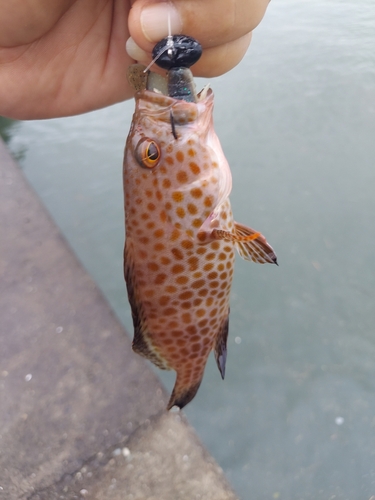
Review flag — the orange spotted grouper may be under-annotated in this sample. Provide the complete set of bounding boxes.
[123,37,277,410]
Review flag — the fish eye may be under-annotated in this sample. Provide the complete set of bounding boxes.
[135,138,161,169]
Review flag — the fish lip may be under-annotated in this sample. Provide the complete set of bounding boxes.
[135,89,214,125]
[136,88,213,106]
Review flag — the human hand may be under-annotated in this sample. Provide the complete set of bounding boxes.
[0,0,270,120]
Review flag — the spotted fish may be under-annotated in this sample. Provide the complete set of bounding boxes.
[123,38,277,410]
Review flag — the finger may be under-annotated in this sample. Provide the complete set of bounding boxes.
[126,32,252,78]
[128,0,269,51]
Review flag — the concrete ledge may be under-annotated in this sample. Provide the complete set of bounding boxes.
[0,138,238,500]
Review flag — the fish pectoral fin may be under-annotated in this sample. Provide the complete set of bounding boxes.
[212,222,278,264]
[214,314,230,380]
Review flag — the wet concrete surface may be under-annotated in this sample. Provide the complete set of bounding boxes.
[0,138,238,500]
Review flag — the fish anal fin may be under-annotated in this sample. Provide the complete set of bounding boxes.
[212,222,277,265]
[214,314,229,380]
[124,241,170,370]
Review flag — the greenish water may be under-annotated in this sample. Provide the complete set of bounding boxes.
[6,1,375,498]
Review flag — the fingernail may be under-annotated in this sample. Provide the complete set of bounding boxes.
[141,3,182,43]
[126,37,148,62]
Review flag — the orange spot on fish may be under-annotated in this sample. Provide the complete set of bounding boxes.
[176,170,188,184]
[163,307,178,316]
[165,157,174,165]
[192,218,202,228]
[196,247,207,255]
[154,229,164,238]
[172,264,184,274]
[170,229,180,241]
[187,203,198,215]
[204,196,213,208]
[176,151,184,162]
[188,256,199,271]
[190,187,203,198]
[163,179,171,188]
[159,295,170,306]
[181,239,194,250]
[160,256,171,265]
[147,203,156,211]
[176,275,189,285]
[176,207,186,218]
[154,243,165,252]
[154,273,167,284]
[179,291,193,300]
[188,148,196,157]
[171,248,184,260]
[181,301,192,309]
[147,262,159,271]
[192,279,205,289]
[172,191,184,202]
[189,162,200,175]
[208,271,218,279]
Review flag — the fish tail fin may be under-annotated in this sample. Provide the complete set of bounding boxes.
[167,369,204,410]
[212,222,277,265]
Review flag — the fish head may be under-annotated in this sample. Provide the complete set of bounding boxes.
[124,89,232,240]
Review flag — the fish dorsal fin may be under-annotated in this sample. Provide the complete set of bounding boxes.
[212,222,278,265]
[214,314,230,380]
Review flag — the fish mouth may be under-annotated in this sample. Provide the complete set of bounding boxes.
[127,64,211,103]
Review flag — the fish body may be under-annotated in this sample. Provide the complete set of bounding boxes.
[123,88,276,410]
